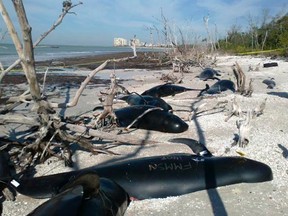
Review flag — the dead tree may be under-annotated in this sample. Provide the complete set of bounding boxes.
[0,1,83,82]
[245,78,254,97]
[203,15,216,53]
[160,57,183,83]
[225,97,242,122]
[160,71,183,83]
[232,62,254,96]
[253,98,267,118]
[228,98,268,148]
[232,62,246,93]
[236,110,252,148]
[93,73,119,125]
[0,1,141,172]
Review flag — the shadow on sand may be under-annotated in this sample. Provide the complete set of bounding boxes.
[190,98,228,216]
[267,91,288,99]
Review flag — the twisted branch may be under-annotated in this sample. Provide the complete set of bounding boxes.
[0,1,83,82]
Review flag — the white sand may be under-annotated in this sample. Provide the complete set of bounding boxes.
[2,55,288,215]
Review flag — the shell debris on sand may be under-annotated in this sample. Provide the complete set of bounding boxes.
[1,55,288,216]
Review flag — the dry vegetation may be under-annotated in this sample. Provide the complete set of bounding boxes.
[1,1,287,215]
[0,0,265,192]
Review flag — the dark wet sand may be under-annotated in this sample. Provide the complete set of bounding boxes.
[35,51,169,69]
[2,51,169,85]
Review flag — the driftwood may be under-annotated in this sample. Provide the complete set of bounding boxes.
[188,100,227,121]
[248,63,260,72]
[188,103,207,121]
[0,1,83,82]
[245,78,254,97]
[232,62,254,97]
[1,1,52,124]
[253,98,267,118]
[0,114,38,125]
[125,107,162,130]
[49,53,136,109]
[160,71,183,83]
[62,122,176,146]
[0,52,137,170]
[227,98,267,148]
[0,115,183,149]
[225,97,242,122]
[236,110,252,148]
[232,62,246,93]
[93,73,121,124]
[0,1,143,171]
[0,50,137,170]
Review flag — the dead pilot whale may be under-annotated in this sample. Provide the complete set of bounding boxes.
[198,79,236,96]
[141,83,208,98]
[6,154,273,200]
[117,94,173,112]
[197,68,221,81]
[115,105,188,133]
[27,173,130,216]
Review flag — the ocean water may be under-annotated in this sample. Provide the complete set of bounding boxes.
[0,43,150,67]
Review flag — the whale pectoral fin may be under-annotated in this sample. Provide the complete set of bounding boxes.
[169,138,213,157]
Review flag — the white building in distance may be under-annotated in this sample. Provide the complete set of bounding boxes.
[114,37,144,47]
[114,38,128,46]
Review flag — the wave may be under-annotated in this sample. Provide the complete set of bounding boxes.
[0,44,157,67]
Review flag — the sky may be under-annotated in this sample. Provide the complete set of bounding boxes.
[0,0,287,46]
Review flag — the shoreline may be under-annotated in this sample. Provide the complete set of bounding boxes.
[1,51,169,86]
[1,51,168,71]
[36,51,168,70]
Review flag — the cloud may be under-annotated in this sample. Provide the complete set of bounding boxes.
[1,0,287,45]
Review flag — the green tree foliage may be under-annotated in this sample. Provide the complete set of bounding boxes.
[277,16,288,48]
[219,12,288,54]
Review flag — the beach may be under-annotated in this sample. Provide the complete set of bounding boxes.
[1,51,288,215]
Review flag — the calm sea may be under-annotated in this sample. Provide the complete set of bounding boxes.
[0,43,153,67]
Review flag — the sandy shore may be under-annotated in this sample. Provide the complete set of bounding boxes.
[35,51,169,70]
[1,53,288,215]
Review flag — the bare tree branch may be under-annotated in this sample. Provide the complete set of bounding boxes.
[125,107,162,130]
[93,72,118,124]
[61,122,173,146]
[225,97,242,122]
[253,98,267,118]
[49,54,137,108]
[0,114,39,125]
[12,0,41,98]
[0,1,83,82]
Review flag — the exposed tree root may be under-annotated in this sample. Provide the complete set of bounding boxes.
[232,62,254,97]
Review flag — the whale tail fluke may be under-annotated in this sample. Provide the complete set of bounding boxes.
[197,84,210,97]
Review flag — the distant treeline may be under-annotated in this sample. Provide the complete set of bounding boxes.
[218,13,288,55]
